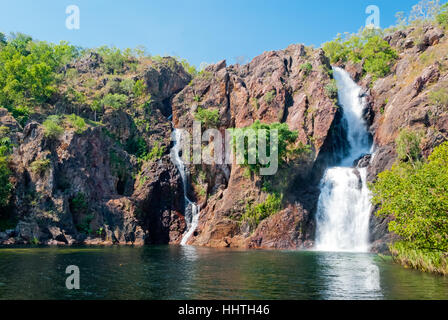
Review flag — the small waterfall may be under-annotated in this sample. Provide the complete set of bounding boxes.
[315,67,373,253]
[170,129,200,245]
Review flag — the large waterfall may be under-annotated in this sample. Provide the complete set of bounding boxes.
[315,67,373,253]
[171,129,200,245]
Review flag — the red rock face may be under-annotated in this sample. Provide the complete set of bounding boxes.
[171,44,340,249]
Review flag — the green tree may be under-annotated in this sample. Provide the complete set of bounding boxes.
[395,128,423,163]
[0,156,12,208]
[371,142,448,252]
[194,107,219,128]
[229,121,307,174]
[43,115,64,139]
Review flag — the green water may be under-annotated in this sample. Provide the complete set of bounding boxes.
[0,246,447,300]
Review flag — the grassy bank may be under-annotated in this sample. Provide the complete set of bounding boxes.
[390,242,448,276]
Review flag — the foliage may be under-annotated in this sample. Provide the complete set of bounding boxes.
[30,159,51,175]
[264,90,276,104]
[178,58,198,77]
[100,93,128,110]
[322,28,397,79]
[96,46,130,74]
[65,114,87,134]
[409,0,441,24]
[43,115,64,139]
[395,128,423,163]
[146,141,166,161]
[362,36,399,78]
[0,33,79,119]
[250,97,260,110]
[437,2,448,28]
[371,142,448,253]
[300,62,313,76]
[126,136,147,159]
[325,79,338,99]
[389,241,448,275]
[71,192,88,214]
[241,193,283,228]
[429,88,448,109]
[229,121,304,174]
[133,79,147,97]
[119,78,135,94]
[194,107,219,128]
[0,156,12,208]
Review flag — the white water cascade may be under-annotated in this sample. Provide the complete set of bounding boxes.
[315,67,373,253]
[171,129,200,245]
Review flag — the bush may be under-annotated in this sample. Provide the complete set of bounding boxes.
[146,141,166,161]
[241,193,283,228]
[362,36,399,79]
[133,79,147,97]
[264,90,276,104]
[119,78,135,94]
[30,159,51,175]
[429,88,448,109]
[101,93,128,110]
[229,121,304,175]
[43,115,64,139]
[97,46,129,74]
[0,156,12,208]
[71,192,88,214]
[300,63,313,76]
[0,34,79,115]
[325,79,338,99]
[65,114,87,134]
[437,3,448,28]
[395,128,423,163]
[194,107,219,128]
[322,28,397,79]
[371,142,448,254]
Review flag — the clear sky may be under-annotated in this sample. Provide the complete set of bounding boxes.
[0,0,427,66]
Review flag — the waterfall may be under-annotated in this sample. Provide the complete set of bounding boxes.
[170,129,200,245]
[315,67,373,253]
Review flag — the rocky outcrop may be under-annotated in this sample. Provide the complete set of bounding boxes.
[344,24,448,252]
[0,57,191,246]
[172,44,341,248]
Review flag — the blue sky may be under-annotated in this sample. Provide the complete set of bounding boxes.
[0,0,426,66]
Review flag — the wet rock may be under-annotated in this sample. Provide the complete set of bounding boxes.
[353,154,372,168]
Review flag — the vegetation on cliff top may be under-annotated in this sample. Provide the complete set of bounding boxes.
[322,0,448,81]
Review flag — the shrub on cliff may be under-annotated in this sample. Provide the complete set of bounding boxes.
[371,142,448,273]
[0,156,12,208]
[395,128,423,163]
[194,107,219,128]
[241,193,283,228]
[43,115,64,139]
[229,121,307,175]
[100,93,128,110]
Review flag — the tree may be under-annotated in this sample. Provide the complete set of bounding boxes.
[229,121,306,174]
[395,128,423,163]
[371,142,448,252]
[409,0,441,23]
[0,156,12,208]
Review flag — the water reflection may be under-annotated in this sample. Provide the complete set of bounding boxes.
[1,246,447,300]
[317,252,383,300]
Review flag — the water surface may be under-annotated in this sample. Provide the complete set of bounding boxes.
[0,246,447,300]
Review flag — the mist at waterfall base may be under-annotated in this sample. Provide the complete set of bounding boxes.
[171,129,200,245]
[315,67,373,253]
